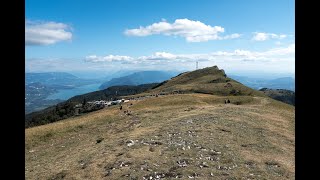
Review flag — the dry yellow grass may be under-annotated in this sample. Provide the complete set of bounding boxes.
[26,94,294,179]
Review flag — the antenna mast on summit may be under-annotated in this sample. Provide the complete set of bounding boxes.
[196,61,198,70]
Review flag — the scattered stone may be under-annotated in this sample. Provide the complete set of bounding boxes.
[221,172,230,176]
[186,119,193,124]
[79,159,89,169]
[121,173,130,177]
[143,172,166,179]
[126,140,135,147]
[96,137,104,144]
[218,128,231,133]
[217,165,229,170]
[206,156,219,161]
[150,141,163,145]
[116,152,124,157]
[241,144,255,147]
[177,159,188,167]
[188,173,199,179]
[209,150,222,155]
[199,161,209,168]
[245,161,256,169]
[119,161,132,167]
[265,161,280,167]
[104,170,112,177]
[149,147,155,152]
[140,162,149,170]
[228,163,238,170]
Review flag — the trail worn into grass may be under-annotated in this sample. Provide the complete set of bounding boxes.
[26,94,294,179]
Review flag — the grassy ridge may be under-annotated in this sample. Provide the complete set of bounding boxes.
[26,94,294,179]
[25,66,295,179]
[150,66,265,97]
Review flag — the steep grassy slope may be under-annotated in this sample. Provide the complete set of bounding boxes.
[26,94,294,179]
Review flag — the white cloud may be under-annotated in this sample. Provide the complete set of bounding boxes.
[221,33,242,40]
[85,44,294,65]
[26,58,87,72]
[25,20,72,46]
[252,32,287,41]
[261,43,295,56]
[138,52,177,60]
[27,44,295,74]
[124,18,241,42]
[275,41,282,45]
[138,52,197,61]
[85,55,133,62]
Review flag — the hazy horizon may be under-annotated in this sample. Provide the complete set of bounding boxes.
[25,67,295,80]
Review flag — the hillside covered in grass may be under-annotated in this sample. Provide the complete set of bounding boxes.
[149,66,266,97]
[25,66,295,179]
[25,83,158,128]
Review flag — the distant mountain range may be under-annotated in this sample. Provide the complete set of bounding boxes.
[26,72,101,88]
[25,71,294,114]
[25,66,295,129]
[259,88,295,106]
[229,75,295,91]
[99,71,179,90]
[25,72,103,114]
[25,71,179,114]
[25,66,266,127]
[25,82,63,114]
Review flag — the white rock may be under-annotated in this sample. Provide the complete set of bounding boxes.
[127,140,135,147]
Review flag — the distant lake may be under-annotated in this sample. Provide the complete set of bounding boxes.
[46,83,101,100]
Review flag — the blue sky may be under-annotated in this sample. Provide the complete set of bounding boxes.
[26,0,295,77]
